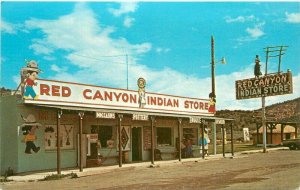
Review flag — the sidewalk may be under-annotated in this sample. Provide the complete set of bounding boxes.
[7,147,288,182]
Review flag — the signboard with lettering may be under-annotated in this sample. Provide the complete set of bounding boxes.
[132,114,148,121]
[189,117,202,123]
[24,79,213,116]
[95,112,115,119]
[235,71,293,100]
[215,119,225,125]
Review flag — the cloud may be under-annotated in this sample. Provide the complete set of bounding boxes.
[246,26,264,39]
[123,16,135,28]
[236,22,265,46]
[43,56,56,61]
[23,3,299,111]
[51,64,61,72]
[29,39,54,55]
[285,12,300,23]
[12,75,20,86]
[225,15,255,23]
[108,2,138,17]
[1,19,18,34]
[24,3,151,86]
[225,15,264,47]
[156,47,170,54]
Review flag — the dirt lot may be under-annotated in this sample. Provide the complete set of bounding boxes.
[1,150,300,190]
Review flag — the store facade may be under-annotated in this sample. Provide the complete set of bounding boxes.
[1,75,233,175]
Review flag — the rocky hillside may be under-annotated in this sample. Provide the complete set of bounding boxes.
[216,97,300,131]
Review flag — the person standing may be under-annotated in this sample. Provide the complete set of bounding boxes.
[204,130,210,156]
[199,129,210,156]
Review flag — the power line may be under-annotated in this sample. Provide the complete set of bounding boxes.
[71,53,134,65]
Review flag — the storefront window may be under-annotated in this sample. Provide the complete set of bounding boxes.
[91,125,113,148]
[157,127,172,146]
[183,128,197,145]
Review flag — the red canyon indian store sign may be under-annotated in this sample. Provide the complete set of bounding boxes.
[24,79,213,116]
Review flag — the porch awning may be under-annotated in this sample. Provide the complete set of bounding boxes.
[27,104,234,123]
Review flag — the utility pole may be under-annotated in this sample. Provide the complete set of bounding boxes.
[211,35,217,155]
[211,36,215,97]
[262,45,288,153]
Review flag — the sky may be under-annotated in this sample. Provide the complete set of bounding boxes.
[1,2,300,110]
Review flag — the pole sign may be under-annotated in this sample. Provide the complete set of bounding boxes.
[235,71,293,100]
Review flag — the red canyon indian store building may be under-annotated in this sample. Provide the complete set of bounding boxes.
[0,74,233,174]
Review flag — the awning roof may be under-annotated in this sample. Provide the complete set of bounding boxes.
[30,104,234,122]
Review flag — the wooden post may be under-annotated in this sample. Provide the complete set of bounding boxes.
[295,124,298,138]
[201,120,205,159]
[270,123,273,145]
[256,123,259,145]
[211,36,215,96]
[78,112,84,172]
[222,125,225,158]
[281,124,284,142]
[150,116,155,165]
[264,123,269,145]
[57,110,62,174]
[178,118,182,162]
[231,123,234,157]
[118,114,123,167]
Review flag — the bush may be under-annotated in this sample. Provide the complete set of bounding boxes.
[41,172,79,181]
[0,167,14,182]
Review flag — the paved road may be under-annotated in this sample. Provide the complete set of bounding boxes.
[1,150,300,190]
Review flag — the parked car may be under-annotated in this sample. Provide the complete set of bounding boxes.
[282,138,300,150]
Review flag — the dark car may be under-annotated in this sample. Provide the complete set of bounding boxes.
[282,138,300,150]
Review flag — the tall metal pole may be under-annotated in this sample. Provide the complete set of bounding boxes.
[57,110,62,174]
[126,54,129,90]
[262,49,268,153]
[211,35,217,155]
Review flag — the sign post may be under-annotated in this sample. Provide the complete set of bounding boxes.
[236,46,292,153]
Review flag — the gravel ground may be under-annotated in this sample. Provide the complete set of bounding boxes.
[1,150,300,190]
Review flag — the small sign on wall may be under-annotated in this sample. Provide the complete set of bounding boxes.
[215,119,225,125]
[95,112,115,119]
[132,114,148,121]
[189,117,202,123]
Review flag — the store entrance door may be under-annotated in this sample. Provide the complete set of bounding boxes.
[132,127,142,161]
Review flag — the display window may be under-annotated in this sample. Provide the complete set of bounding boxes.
[156,127,172,146]
[91,125,115,148]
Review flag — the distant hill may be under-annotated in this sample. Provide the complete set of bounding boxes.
[0,87,12,96]
[216,97,300,131]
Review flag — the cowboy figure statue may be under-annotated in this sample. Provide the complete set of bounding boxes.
[22,60,42,100]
